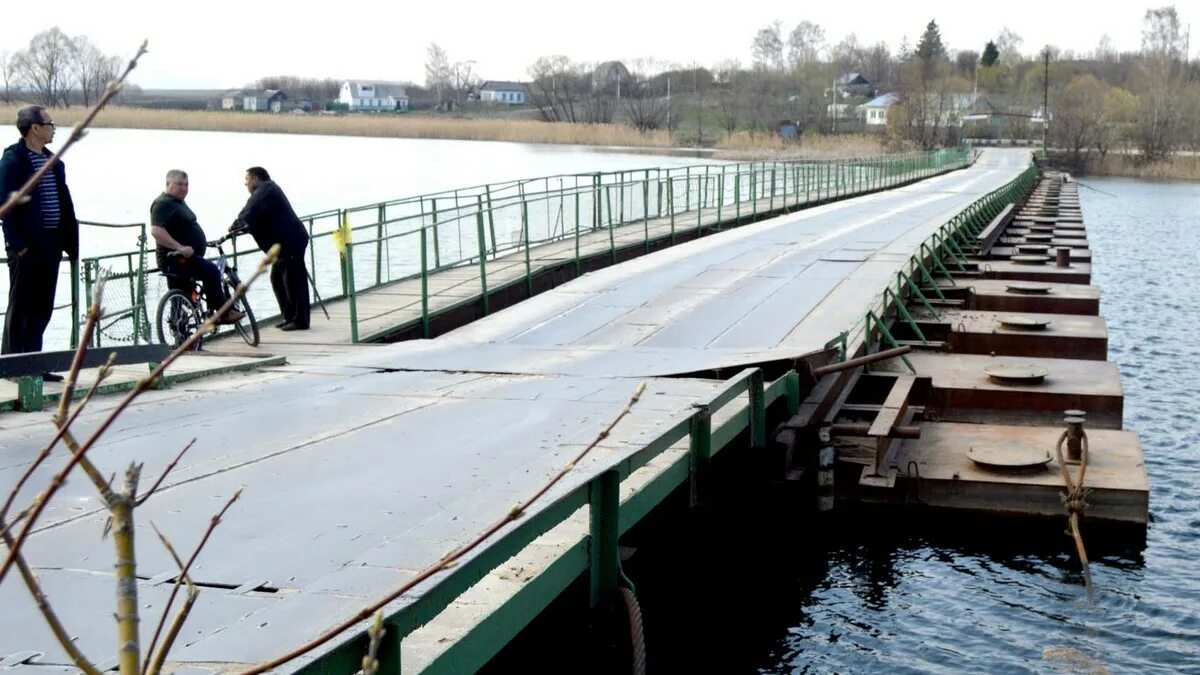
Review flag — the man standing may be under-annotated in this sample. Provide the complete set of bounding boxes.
[231,166,310,330]
[151,170,241,324]
[0,106,79,381]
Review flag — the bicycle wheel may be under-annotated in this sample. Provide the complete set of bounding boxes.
[224,276,259,347]
[155,290,204,351]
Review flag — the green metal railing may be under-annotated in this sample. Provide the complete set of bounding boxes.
[1,147,972,350]
[855,160,1040,364]
[297,366,802,675]
[336,147,971,342]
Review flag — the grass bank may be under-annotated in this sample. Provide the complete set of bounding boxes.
[0,104,902,161]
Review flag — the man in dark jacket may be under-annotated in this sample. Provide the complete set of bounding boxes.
[230,166,310,330]
[0,106,79,380]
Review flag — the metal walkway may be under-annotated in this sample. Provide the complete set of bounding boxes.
[0,150,1031,674]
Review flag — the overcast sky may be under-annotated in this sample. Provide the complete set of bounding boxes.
[0,0,1191,89]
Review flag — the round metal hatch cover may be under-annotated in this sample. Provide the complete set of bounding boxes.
[968,444,1052,470]
[1006,282,1052,294]
[997,316,1052,330]
[1011,254,1050,265]
[984,364,1050,385]
[1016,243,1051,254]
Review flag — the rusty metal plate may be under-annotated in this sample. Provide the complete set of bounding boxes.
[1011,254,1050,265]
[967,444,1052,469]
[983,363,1050,384]
[1004,282,1053,294]
[996,316,1052,330]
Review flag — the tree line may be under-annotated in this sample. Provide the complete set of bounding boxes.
[1,27,125,107]
[487,5,1195,164]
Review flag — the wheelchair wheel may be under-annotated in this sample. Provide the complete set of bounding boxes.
[224,275,259,347]
[155,290,204,351]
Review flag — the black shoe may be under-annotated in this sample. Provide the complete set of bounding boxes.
[280,323,308,332]
[274,321,291,329]
[42,372,64,383]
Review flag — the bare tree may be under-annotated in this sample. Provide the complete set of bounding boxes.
[1133,6,1187,160]
[787,21,826,68]
[0,51,20,103]
[527,55,590,123]
[713,59,743,134]
[424,43,451,105]
[623,59,670,132]
[1052,74,1110,169]
[751,21,785,71]
[865,42,893,89]
[451,60,478,106]
[16,27,75,107]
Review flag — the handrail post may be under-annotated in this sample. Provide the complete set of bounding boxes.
[431,198,442,269]
[476,196,490,315]
[346,240,359,343]
[420,227,429,336]
[668,176,676,244]
[376,203,385,285]
[642,176,650,253]
[749,369,766,448]
[574,191,582,278]
[522,200,533,297]
[688,404,712,507]
[588,469,621,608]
[784,371,801,415]
[69,258,80,349]
[484,185,498,259]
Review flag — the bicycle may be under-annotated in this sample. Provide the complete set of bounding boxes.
[155,232,259,349]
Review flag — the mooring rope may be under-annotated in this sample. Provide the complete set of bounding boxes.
[1053,429,1094,594]
[621,587,647,675]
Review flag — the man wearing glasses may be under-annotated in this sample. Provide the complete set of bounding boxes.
[0,106,79,381]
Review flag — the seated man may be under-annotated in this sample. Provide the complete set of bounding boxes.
[151,169,241,324]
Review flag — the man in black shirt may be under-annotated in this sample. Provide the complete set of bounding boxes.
[151,170,241,324]
[0,106,79,380]
[230,166,310,330]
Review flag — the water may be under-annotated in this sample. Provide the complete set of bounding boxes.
[491,177,1200,674]
[644,177,1200,674]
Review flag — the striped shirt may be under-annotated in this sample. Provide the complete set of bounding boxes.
[25,149,60,228]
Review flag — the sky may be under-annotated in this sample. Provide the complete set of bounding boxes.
[0,0,1192,89]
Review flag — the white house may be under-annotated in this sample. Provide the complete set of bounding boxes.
[479,81,528,105]
[859,92,902,126]
[339,81,410,111]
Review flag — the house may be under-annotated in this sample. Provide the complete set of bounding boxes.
[220,90,246,110]
[339,81,410,112]
[479,81,528,105]
[834,73,873,98]
[859,92,902,126]
[242,90,286,112]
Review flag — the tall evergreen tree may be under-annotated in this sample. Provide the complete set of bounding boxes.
[981,40,1000,67]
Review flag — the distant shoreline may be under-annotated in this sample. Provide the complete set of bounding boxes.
[0,105,892,162]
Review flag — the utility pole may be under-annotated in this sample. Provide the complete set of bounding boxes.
[667,76,672,137]
[1042,47,1050,158]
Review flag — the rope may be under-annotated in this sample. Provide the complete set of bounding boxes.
[1053,429,1094,594]
[620,587,647,675]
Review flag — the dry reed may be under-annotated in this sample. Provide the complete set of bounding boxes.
[0,104,675,148]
